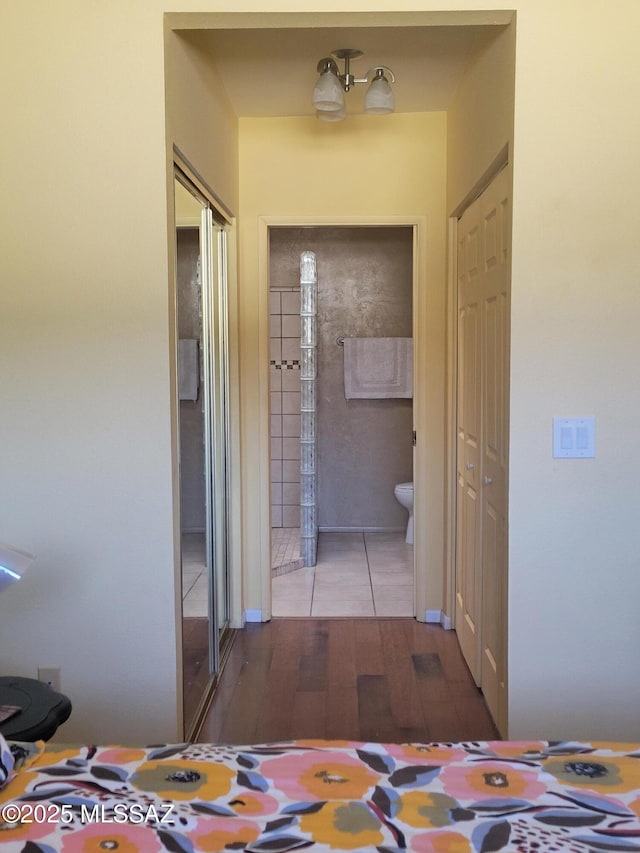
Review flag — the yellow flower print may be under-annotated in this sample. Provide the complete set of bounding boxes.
[440,761,547,801]
[130,759,234,801]
[299,761,378,800]
[396,791,458,828]
[35,744,84,767]
[300,801,384,850]
[487,742,547,760]
[544,756,640,794]
[387,744,467,765]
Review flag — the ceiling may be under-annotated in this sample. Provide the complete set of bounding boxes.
[184,25,500,119]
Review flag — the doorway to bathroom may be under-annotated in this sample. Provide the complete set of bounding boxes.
[268,224,415,617]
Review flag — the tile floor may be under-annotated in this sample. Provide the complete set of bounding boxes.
[181,532,208,618]
[272,530,414,617]
[271,527,304,576]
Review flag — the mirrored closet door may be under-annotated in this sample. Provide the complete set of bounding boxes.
[174,172,231,738]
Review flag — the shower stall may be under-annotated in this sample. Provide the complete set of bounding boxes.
[269,226,413,574]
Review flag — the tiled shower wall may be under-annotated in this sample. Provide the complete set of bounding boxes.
[269,289,301,527]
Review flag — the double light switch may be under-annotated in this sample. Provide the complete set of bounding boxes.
[553,417,595,458]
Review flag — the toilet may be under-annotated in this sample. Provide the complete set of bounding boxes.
[394,482,414,545]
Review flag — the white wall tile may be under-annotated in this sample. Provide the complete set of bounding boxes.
[282,460,299,483]
[282,392,300,414]
[270,365,282,392]
[270,338,282,361]
[282,505,300,527]
[271,482,283,505]
[282,438,300,460]
[271,392,282,414]
[269,292,281,315]
[271,414,282,437]
[282,414,300,437]
[281,338,300,361]
[269,314,282,338]
[281,291,300,315]
[283,482,300,504]
[282,314,300,337]
[282,370,300,392]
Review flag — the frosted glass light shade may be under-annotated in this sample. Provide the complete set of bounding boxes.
[0,542,34,593]
[312,71,345,112]
[364,74,395,115]
[316,107,346,122]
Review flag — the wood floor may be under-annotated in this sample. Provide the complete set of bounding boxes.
[198,618,500,745]
[182,617,210,733]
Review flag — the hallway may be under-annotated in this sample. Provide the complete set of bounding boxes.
[198,618,499,744]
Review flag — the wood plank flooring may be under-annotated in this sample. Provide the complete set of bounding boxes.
[182,617,210,733]
[198,619,500,745]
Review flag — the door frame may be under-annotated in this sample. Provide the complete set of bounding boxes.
[255,214,428,621]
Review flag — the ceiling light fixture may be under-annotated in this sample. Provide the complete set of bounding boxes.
[312,49,395,122]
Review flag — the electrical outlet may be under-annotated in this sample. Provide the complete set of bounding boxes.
[37,667,61,692]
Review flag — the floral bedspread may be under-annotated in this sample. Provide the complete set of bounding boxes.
[1,737,640,852]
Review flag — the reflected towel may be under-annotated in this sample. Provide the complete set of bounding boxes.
[343,337,413,399]
[178,339,199,401]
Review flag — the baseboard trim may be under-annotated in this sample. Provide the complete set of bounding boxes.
[244,609,263,623]
[425,609,454,630]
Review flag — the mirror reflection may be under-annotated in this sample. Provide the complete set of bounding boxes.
[175,178,210,735]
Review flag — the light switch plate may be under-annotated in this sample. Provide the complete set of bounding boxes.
[553,417,595,458]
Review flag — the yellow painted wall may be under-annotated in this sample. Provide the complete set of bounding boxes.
[238,112,447,617]
[165,30,239,216]
[505,2,640,740]
[1,0,639,743]
[447,24,515,212]
[0,4,239,743]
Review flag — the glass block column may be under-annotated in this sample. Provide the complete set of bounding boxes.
[299,251,317,567]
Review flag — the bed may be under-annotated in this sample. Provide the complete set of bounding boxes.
[1,734,639,851]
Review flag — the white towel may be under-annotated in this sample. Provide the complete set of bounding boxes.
[343,337,413,399]
[178,339,199,401]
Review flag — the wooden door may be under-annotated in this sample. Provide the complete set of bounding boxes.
[455,166,511,730]
[455,202,482,683]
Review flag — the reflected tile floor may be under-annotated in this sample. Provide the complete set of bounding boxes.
[272,531,413,617]
[272,527,304,575]
[182,532,208,618]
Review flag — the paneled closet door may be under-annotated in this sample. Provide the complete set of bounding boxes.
[455,166,511,732]
[455,202,482,684]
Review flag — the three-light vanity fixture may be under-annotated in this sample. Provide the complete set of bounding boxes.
[312,48,395,121]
